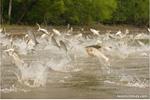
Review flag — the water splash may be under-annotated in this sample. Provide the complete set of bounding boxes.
[0,84,30,93]
[1,30,149,94]
[104,74,149,88]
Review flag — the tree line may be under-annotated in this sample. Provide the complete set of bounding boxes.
[1,0,149,26]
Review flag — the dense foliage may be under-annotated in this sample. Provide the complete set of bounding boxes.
[112,0,149,25]
[1,0,149,25]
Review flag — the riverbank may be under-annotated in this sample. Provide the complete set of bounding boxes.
[1,24,148,35]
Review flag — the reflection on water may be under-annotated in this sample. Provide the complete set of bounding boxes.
[0,30,150,99]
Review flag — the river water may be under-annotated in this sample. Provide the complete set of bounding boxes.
[0,30,150,99]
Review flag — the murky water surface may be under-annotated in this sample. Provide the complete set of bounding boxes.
[0,29,150,99]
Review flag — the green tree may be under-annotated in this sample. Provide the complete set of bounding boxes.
[2,0,148,25]
[113,0,149,25]
[25,0,65,24]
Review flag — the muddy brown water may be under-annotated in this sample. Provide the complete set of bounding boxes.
[0,47,149,99]
[0,26,150,99]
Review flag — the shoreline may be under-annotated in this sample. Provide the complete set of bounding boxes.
[0,24,148,35]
